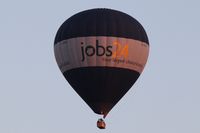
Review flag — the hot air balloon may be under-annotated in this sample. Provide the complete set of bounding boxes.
[54,8,149,129]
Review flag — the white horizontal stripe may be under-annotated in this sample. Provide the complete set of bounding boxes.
[54,36,149,73]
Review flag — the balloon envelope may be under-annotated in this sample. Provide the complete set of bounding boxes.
[54,8,149,117]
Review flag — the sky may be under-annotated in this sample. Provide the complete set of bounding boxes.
[0,0,200,133]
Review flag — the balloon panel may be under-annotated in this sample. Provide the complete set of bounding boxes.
[54,36,149,74]
[54,9,149,45]
[63,67,140,115]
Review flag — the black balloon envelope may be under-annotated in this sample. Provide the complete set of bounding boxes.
[54,8,149,128]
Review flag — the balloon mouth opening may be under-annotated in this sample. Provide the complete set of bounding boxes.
[100,111,107,118]
[88,102,114,118]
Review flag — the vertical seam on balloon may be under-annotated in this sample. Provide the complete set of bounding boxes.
[111,12,120,105]
[75,38,80,69]
[138,27,145,74]
[95,11,97,69]
[114,14,120,68]
[85,15,89,68]
[103,10,109,112]
[123,38,127,70]
[80,14,87,84]
[72,38,77,70]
